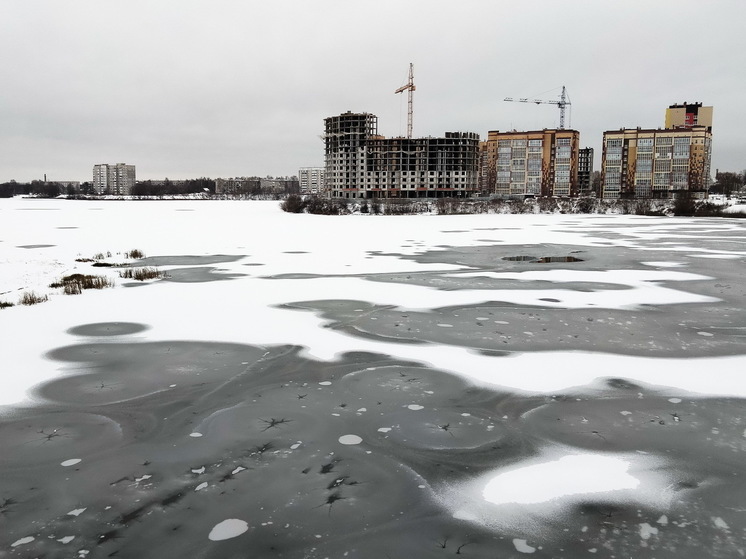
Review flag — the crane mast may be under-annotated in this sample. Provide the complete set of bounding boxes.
[394,63,416,138]
[504,86,571,129]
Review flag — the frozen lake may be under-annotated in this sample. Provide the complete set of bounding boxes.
[2,198,746,557]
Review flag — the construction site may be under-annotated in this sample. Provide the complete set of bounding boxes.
[323,65,480,199]
[324,65,713,201]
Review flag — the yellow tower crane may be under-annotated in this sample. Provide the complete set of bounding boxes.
[395,63,416,138]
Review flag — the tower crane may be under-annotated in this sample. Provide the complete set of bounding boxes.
[504,86,571,129]
[394,63,416,138]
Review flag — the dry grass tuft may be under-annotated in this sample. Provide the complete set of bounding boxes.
[20,291,48,305]
[118,267,164,281]
[50,274,114,295]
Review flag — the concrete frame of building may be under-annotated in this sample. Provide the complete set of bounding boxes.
[324,111,480,199]
[600,126,712,200]
[480,129,581,199]
[578,147,594,196]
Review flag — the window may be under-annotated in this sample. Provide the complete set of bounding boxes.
[511,171,525,182]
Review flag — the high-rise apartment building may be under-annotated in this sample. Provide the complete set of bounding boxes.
[324,112,479,199]
[480,129,581,198]
[298,167,325,195]
[665,102,713,131]
[92,163,136,195]
[601,126,712,199]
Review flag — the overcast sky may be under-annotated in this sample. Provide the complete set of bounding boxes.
[2,0,744,182]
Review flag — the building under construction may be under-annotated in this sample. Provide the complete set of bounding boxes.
[324,111,479,199]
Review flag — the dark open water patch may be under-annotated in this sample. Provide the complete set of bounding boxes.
[2,337,744,557]
[67,322,149,337]
[501,255,585,263]
[136,254,245,266]
[153,266,246,283]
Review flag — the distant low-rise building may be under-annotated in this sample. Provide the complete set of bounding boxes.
[215,177,260,195]
[215,176,298,196]
[93,163,136,195]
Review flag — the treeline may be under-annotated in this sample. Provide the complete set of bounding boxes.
[281,194,739,218]
[0,181,88,198]
[0,179,216,198]
[712,171,746,196]
[131,178,215,196]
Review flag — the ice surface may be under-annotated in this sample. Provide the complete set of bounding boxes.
[2,198,746,557]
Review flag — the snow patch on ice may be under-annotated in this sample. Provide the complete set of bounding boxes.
[208,518,249,541]
[712,517,730,530]
[512,538,536,553]
[482,454,639,505]
[639,522,658,540]
[338,434,362,445]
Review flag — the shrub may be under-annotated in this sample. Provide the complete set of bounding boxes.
[694,202,724,217]
[125,249,145,259]
[575,197,596,214]
[0,300,14,309]
[281,194,305,213]
[119,267,164,281]
[634,199,652,215]
[672,193,696,216]
[20,291,48,305]
[435,198,453,215]
[304,196,349,215]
